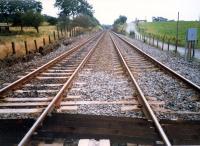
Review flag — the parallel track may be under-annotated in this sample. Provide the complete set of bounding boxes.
[110,31,200,145]
[110,33,172,146]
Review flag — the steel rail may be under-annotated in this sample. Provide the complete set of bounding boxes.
[112,32,200,91]
[18,32,105,146]
[0,33,101,96]
[110,33,172,146]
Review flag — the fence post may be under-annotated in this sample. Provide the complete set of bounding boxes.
[24,41,28,55]
[11,42,16,55]
[69,29,72,37]
[61,29,63,37]
[153,36,155,46]
[157,38,159,48]
[149,35,151,45]
[34,40,38,52]
[49,35,51,44]
[53,31,56,40]
[162,36,165,50]
[74,27,76,36]
[64,26,66,36]
[168,39,170,51]
[175,39,178,54]
[57,26,60,39]
[43,38,46,46]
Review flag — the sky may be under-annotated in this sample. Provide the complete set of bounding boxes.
[39,0,200,25]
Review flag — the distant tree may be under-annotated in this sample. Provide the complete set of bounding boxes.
[22,10,44,33]
[113,15,127,34]
[44,15,58,25]
[114,15,127,25]
[55,0,93,17]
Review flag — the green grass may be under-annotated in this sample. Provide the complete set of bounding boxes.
[137,21,200,48]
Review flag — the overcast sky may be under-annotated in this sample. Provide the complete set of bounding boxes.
[39,0,200,24]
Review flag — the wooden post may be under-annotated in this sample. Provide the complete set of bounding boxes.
[153,36,155,46]
[72,28,74,37]
[167,39,170,51]
[57,31,60,39]
[175,12,179,54]
[69,29,72,38]
[24,41,28,54]
[34,40,38,52]
[43,38,46,46]
[162,36,165,50]
[61,29,63,37]
[57,26,60,39]
[74,27,76,36]
[157,38,159,48]
[149,35,151,45]
[53,31,56,40]
[64,26,66,36]
[48,35,51,44]
[11,42,16,55]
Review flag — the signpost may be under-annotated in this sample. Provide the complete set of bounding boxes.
[185,28,198,61]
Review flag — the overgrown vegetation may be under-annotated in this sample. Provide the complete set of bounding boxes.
[112,15,127,34]
[137,21,200,48]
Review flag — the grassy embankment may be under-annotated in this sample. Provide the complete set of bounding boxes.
[137,21,200,48]
[0,25,58,59]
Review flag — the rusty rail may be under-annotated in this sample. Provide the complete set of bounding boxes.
[18,32,105,146]
[0,33,100,97]
[110,33,172,146]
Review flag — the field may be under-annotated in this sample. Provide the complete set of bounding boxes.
[137,21,200,48]
[0,25,58,59]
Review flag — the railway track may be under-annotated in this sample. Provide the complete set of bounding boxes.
[0,31,104,145]
[110,32,200,145]
[0,31,200,146]
[111,32,200,117]
[109,33,171,146]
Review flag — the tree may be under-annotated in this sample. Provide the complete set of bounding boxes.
[55,0,93,17]
[22,10,44,33]
[114,15,127,25]
[71,14,99,28]
[0,0,42,30]
[113,15,127,34]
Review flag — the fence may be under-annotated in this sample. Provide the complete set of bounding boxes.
[0,27,81,60]
[134,33,181,53]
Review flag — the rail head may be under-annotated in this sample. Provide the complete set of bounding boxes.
[0,33,101,97]
[109,32,172,146]
[112,32,200,91]
[18,32,105,146]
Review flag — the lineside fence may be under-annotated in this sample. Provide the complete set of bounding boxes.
[0,27,83,60]
[133,33,183,53]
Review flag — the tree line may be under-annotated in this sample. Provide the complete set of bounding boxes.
[0,0,100,33]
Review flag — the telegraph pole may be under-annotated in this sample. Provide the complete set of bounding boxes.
[175,12,179,53]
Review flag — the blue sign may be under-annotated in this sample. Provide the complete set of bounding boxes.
[186,28,197,41]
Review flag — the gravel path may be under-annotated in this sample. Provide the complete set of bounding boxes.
[62,32,143,118]
[114,35,200,120]
[0,34,92,89]
[120,35,200,87]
